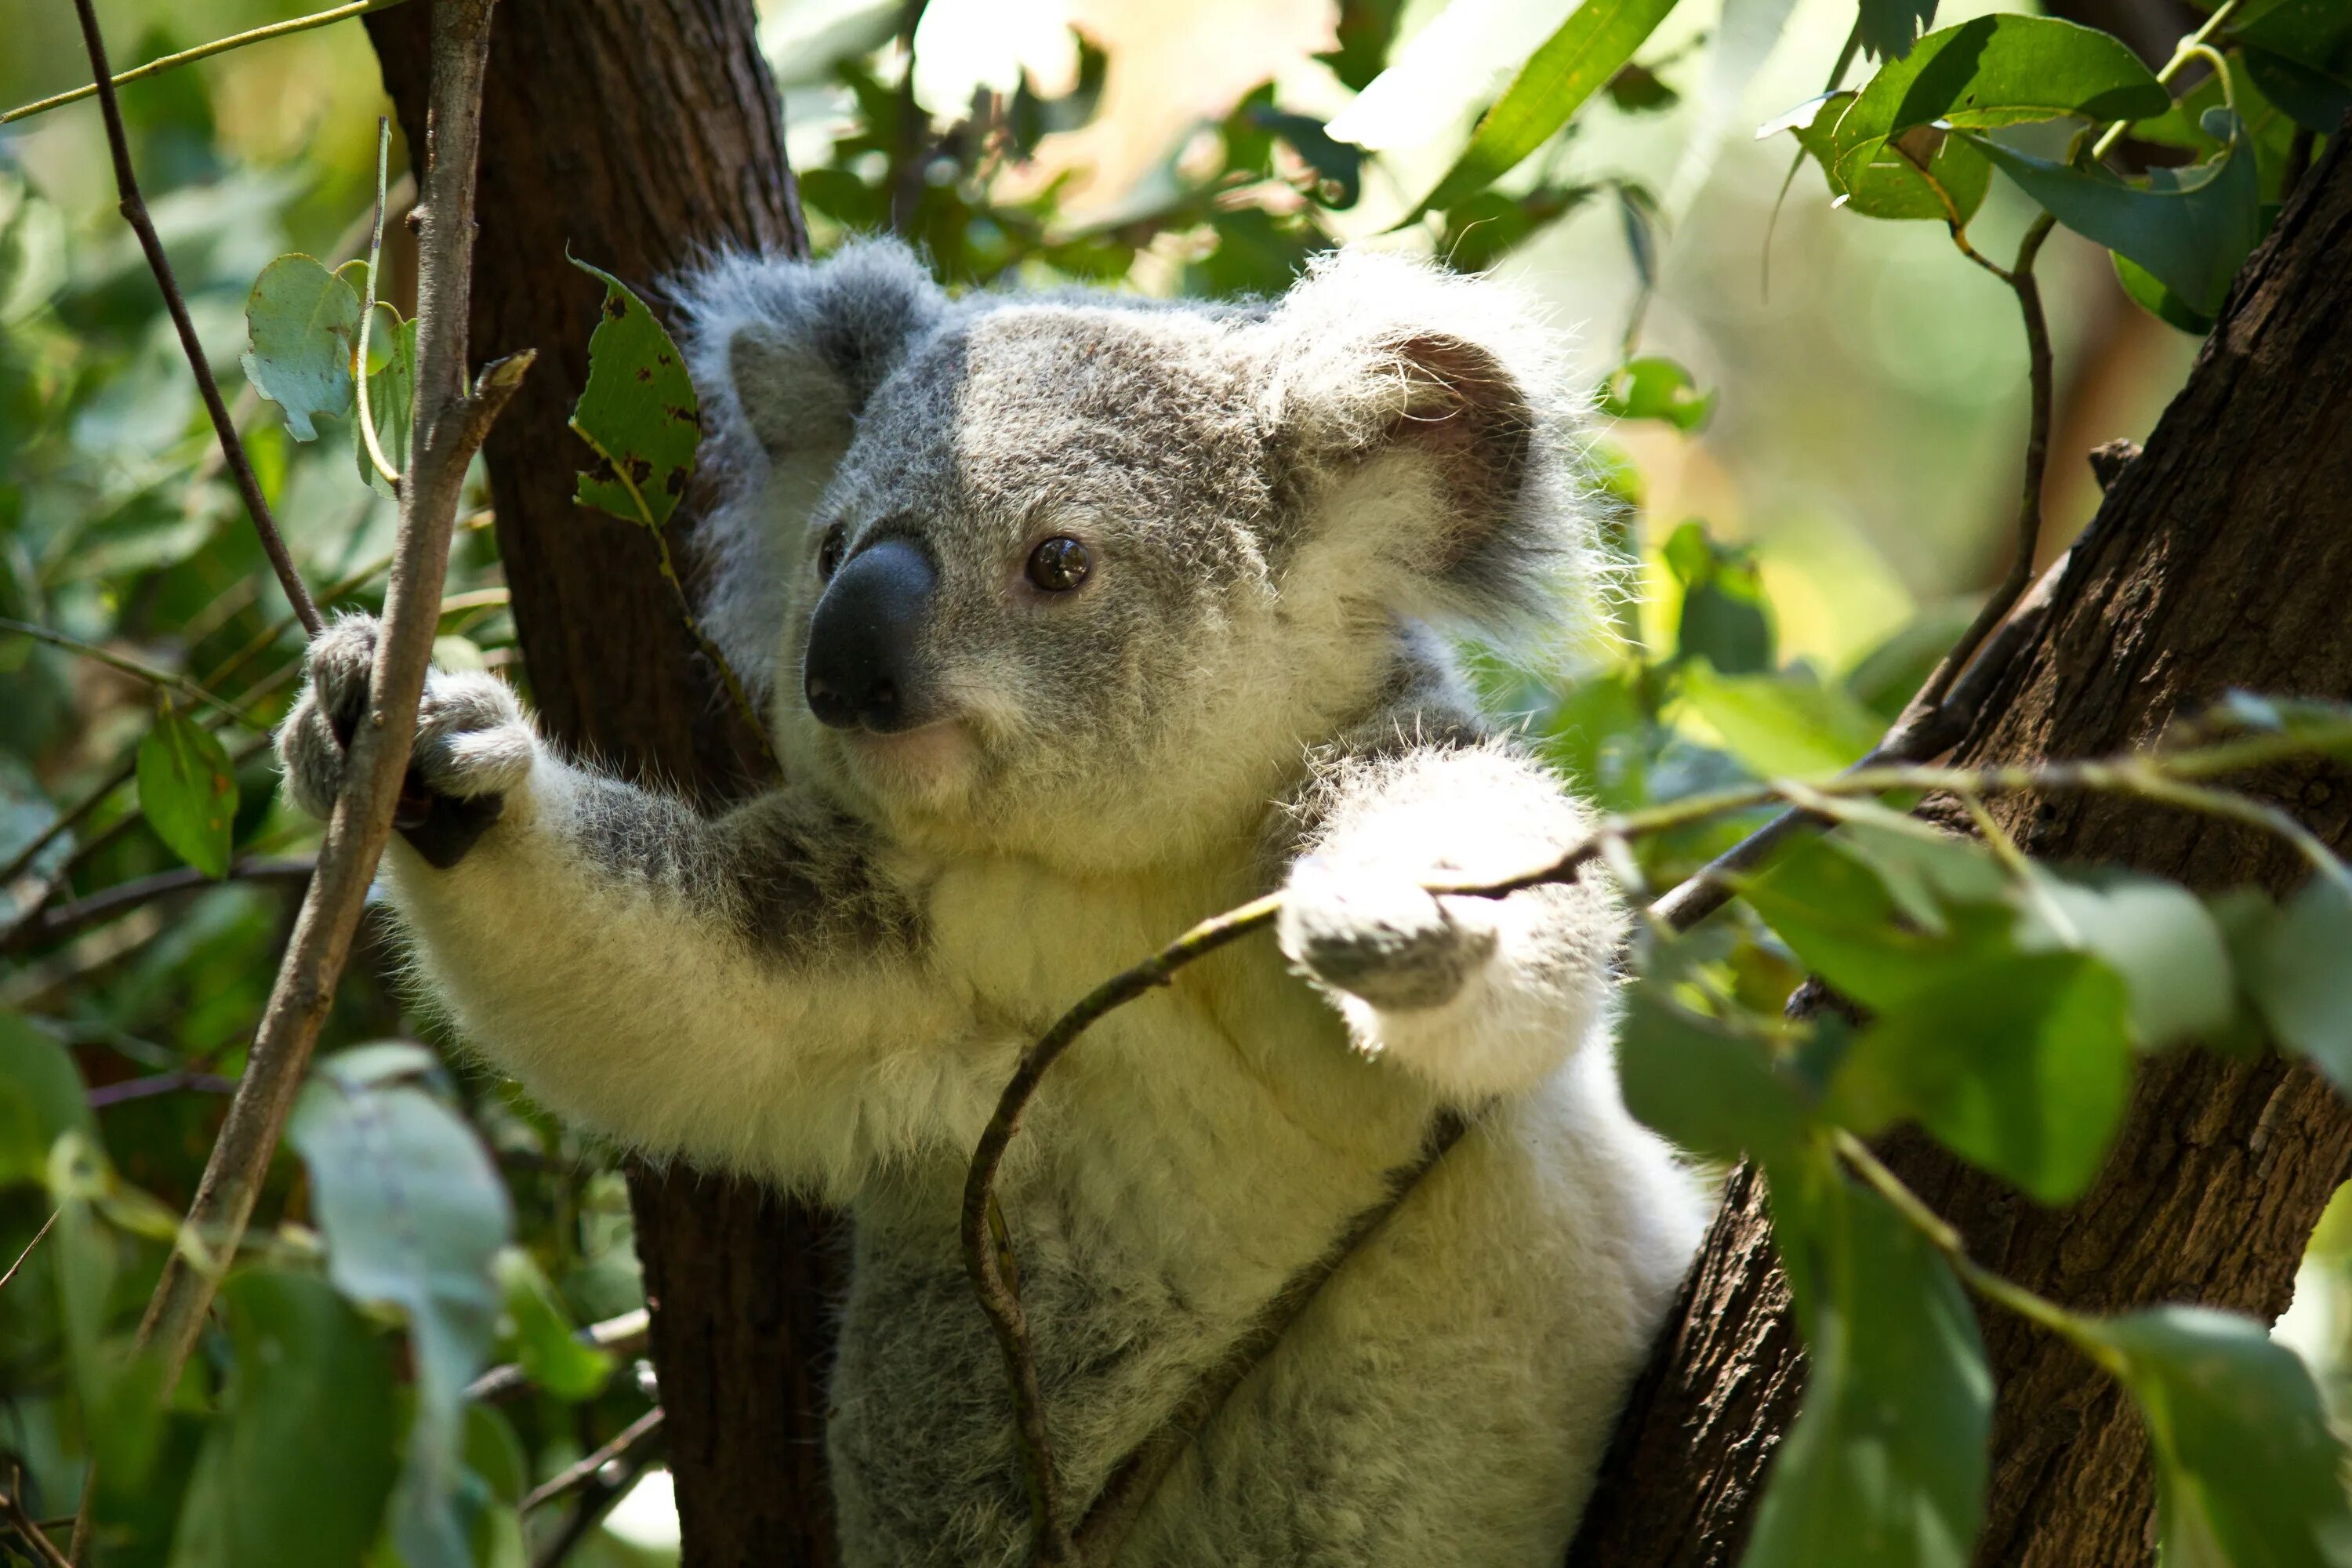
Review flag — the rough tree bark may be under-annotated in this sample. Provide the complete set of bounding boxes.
[1571,126,2352,1566]
[366,5,841,1563]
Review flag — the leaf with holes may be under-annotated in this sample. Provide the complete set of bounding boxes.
[241,254,361,442]
[569,256,702,531]
[137,702,238,879]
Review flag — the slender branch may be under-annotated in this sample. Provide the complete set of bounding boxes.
[67,0,321,637]
[4,0,415,124]
[529,1440,660,1568]
[520,1407,666,1514]
[962,716,2352,1562]
[89,7,522,1559]
[467,1308,652,1403]
[85,1070,238,1110]
[0,620,254,728]
[3,857,314,954]
[0,1211,59,1298]
[0,1485,72,1568]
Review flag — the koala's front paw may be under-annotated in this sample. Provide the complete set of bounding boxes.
[277,613,538,865]
[1277,857,1498,1014]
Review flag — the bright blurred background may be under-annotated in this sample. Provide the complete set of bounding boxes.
[0,0,2267,1560]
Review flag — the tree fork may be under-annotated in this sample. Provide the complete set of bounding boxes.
[1571,119,2352,1567]
[365,2,838,1561]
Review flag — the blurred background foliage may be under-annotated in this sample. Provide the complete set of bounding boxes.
[0,0,2339,1561]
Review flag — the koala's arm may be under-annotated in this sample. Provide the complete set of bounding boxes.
[277,617,994,1194]
[1275,740,1624,1101]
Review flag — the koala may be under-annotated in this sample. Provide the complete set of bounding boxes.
[278,239,1705,1567]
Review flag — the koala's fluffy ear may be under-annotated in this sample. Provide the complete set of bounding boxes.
[1255,250,1599,634]
[672,239,945,701]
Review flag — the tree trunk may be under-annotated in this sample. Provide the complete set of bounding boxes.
[1571,127,2352,1566]
[366,5,842,1563]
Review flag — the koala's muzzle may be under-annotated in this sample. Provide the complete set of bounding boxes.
[804,538,937,732]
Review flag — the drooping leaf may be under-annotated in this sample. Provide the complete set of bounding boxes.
[165,1272,401,1568]
[568,256,702,532]
[1682,666,1882,779]
[494,1247,615,1402]
[1828,950,2133,1204]
[0,1010,96,1185]
[1831,16,2169,196]
[1599,354,1715,431]
[1967,111,2262,318]
[137,702,238,880]
[1413,0,1683,218]
[240,254,361,442]
[2248,873,2352,1096]
[2084,1306,2352,1568]
[289,1047,512,1568]
[1618,982,1809,1166]
[1744,1151,1991,1568]
[355,311,418,499]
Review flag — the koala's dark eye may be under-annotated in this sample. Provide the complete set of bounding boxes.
[1025,536,1091,593]
[817,523,848,582]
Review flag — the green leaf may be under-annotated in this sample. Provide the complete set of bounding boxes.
[0,1010,96,1185]
[1413,0,1682,218]
[1618,982,1809,1165]
[568,256,702,532]
[1831,16,2169,197]
[1682,666,1883,779]
[1829,951,2132,1204]
[2249,873,2352,1095]
[290,1048,513,1568]
[2016,868,2236,1048]
[165,1272,401,1568]
[1769,92,1992,223]
[1744,1152,1991,1568]
[1856,0,1936,62]
[2085,1306,2352,1568]
[1599,354,1715,431]
[1966,112,2262,318]
[2114,249,2215,334]
[137,703,238,880]
[494,1248,615,1402]
[240,254,361,443]
[355,312,418,499]
[2241,45,2352,136]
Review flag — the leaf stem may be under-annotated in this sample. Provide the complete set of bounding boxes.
[356,117,404,489]
[0,619,254,728]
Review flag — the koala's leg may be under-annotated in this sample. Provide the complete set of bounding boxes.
[1275,742,1624,1100]
[277,615,994,1192]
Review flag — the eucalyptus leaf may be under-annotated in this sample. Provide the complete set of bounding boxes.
[1773,92,1991,223]
[2113,250,2215,335]
[1682,666,1882,779]
[1618,982,1809,1165]
[494,1247,615,1401]
[1599,354,1714,431]
[2015,868,2236,1049]
[569,256,702,531]
[2248,873,2352,1096]
[1744,1151,1990,1568]
[240,254,361,442]
[2085,1306,2352,1568]
[291,1049,513,1568]
[0,1010,96,1185]
[1412,0,1682,218]
[355,312,418,499]
[137,703,238,880]
[1856,0,1936,62]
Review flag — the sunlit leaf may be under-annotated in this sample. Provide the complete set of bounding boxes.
[1413,0,1682,218]
[355,312,418,499]
[2248,873,2352,1096]
[1682,666,1882,778]
[1829,951,2132,1204]
[290,1047,513,1568]
[495,1247,615,1402]
[2016,867,2236,1048]
[568,256,702,531]
[1966,111,2262,318]
[240,254,361,442]
[1831,16,2168,195]
[1769,91,1993,223]
[2084,1306,2352,1568]
[137,702,238,880]
[1745,1150,1991,1568]
[1600,354,1715,431]
[165,1272,401,1568]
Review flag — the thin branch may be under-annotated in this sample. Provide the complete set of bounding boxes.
[4,0,415,124]
[0,620,255,728]
[85,1070,238,1109]
[529,1440,660,1568]
[89,5,523,1559]
[4,857,314,954]
[467,1308,652,1403]
[0,1211,59,1298]
[964,717,2352,1563]
[520,1407,666,1514]
[0,1485,72,1568]
[67,0,321,637]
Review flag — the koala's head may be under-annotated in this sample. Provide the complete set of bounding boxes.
[677,239,1601,869]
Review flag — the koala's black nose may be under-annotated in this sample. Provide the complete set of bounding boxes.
[804,537,936,733]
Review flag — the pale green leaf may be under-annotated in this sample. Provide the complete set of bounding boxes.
[137,703,238,880]
[241,254,361,443]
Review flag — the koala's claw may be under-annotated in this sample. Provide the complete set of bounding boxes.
[1277,857,1497,1014]
[276,613,537,853]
